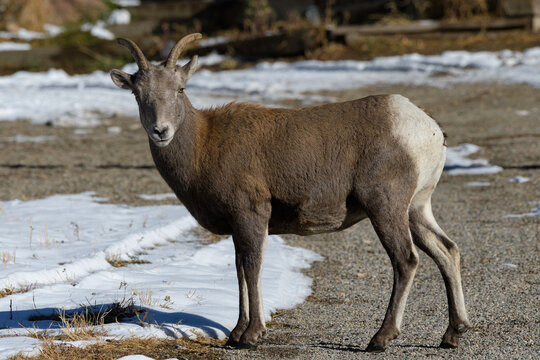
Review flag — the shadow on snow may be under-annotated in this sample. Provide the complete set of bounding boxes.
[0,304,229,339]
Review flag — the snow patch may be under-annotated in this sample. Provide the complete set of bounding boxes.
[514,110,530,116]
[0,42,30,51]
[0,25,62,40]
[107,126,122,134]
[138,193,177,201]
[111,0,141,6]
[74,128,93,135]
[0,336,42,359]
[465,181,491,187]
[187,47,540,101]
[108,9,131,25]
[2,47,540,126]
[0,57,235,126]
[0,193,321,358]
[43,24,63,37]
[200,36,231,47]
[0,28,45,40]
[502,202,540,218]
[116,356,165,360]
[444,144,502,175]
[81,21,115,40]
[0,135,55,143]
[193,51,228,66]
[509,176,530,183]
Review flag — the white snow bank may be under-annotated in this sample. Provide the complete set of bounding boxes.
[108,126,122,134]
[200,36,231,47]
[0,28,45,40]
[465,181,491,187]
[0,42,30,51]
[0,193,321,359]
[81,9,131,39]
[514,109,530,116]
[444,143,502,175]
[43,24,63,37]
[138,193,177,201]
[0,135,55,143]
[0,337,41,359]
[116,356,170,360]
[111,0,141,6]
[1,47,540,126]
[509,175,530,183]
[0,68,128,126]
[0,55,235,126]
[187,47,540,101]
[194,51,228,66]
[502,202,540,218]
[108,9,131,25]
[0,25,62,40]
[81,21,115,40]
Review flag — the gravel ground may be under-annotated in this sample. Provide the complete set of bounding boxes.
[0,83,538,359]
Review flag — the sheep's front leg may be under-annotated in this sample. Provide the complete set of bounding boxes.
[229,220,268,348]
[225,250,249,346]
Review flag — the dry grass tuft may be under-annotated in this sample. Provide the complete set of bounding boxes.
[441,0,489,21]
[0,284,36,298]
[131,289,175,310]
[54,311,107,341]
[10,336,224,360]
[105,254,151,268]
[188,225,229,245]
[1,250,16,265]
[29,298,142,327]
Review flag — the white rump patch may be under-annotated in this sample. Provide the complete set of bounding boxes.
[389,95,446,195]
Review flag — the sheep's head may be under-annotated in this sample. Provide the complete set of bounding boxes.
[110,34,201,147]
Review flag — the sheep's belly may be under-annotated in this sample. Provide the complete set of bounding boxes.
[269,203,368,236]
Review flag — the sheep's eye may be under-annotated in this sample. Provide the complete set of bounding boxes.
[178,88,185,93]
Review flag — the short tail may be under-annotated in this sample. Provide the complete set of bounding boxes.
[442,130,447,147]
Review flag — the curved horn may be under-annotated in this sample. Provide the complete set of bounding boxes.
[166,33,202,68]
[117,38,149,70]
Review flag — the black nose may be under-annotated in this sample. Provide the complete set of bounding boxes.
[153,126,169,139]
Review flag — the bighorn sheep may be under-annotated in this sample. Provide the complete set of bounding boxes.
[110,34,470,351]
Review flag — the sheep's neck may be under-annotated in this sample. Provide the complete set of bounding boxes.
[148,97,205,197]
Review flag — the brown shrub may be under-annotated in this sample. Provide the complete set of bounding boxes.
[442,0,489,20]
[1,0,107,32]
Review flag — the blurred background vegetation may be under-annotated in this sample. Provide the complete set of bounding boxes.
[0,0,539,74]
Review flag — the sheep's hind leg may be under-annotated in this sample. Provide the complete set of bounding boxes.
[409,195,470,348]
[366,204,419,352]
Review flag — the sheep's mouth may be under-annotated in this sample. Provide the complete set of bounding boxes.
[151,136,173,147]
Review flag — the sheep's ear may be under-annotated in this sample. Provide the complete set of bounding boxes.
[110,69,133,89]
[181,55,198,80]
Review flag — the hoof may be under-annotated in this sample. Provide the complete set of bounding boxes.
[365,342,386,353]
[225,338,257,349]
[440,322,470,349]
[236,341,257,350]
[225,338,239,348]
[440,340,458,349]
